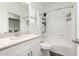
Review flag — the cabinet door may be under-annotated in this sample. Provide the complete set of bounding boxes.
[0,42,29,56]
[77,2,79,56]
[0,37,41,56]
[23,37,41,56]
[32,43,41,56]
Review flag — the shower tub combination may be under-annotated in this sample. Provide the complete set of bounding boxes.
[40,41,74,56]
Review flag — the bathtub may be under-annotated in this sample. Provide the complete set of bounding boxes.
[42,41,74,56]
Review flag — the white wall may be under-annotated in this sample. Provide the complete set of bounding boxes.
[0,2,28,33]
[77,2,79,56]
[30,2,44,12]
[77,3,79,39]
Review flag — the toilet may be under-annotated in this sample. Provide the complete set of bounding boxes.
[40,42,52,56]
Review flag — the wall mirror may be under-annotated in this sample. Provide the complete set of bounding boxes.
[8,13,20,33]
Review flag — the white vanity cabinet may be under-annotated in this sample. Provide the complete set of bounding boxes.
[0,37,41,56]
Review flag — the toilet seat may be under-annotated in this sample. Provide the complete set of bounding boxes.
[40,42,52,50]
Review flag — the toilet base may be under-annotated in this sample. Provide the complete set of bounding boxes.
[41,49,50,56]
[41,48,64,56]
[49,51,64,56]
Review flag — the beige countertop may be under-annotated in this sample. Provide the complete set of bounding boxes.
[0,34,40,51]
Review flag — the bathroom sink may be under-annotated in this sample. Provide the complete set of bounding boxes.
[9,34,35,40]
[9,37,20,40]
[9,35,27,40]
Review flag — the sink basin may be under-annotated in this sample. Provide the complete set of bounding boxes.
[9,34,31,40]
[9,34,37,40]
[9,35,26,40]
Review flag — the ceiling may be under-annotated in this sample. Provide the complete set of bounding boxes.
[18,2,56,12]
[19,2,74,13]
[30,2,56,7]
[29,2,56,12]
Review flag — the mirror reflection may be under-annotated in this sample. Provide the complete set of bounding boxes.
[8,13,20,33]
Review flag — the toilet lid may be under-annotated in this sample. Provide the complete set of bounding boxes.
[40,42,52,49]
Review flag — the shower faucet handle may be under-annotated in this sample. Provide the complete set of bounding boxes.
[72,39,79,44]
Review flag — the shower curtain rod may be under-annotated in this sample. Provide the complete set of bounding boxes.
[46,5,74,13]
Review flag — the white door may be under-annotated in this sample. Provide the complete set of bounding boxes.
[46,5,76,56]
